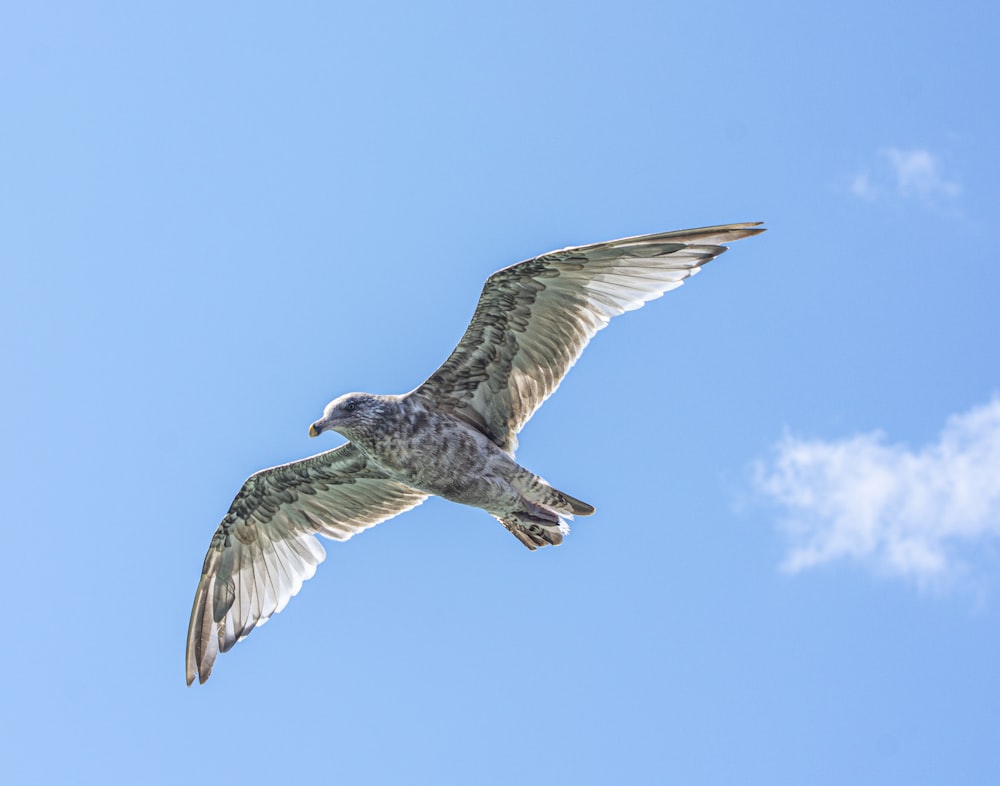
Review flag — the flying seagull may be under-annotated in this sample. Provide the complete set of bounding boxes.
[186,221,764,684]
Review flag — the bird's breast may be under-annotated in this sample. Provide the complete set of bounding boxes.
[367,406,518,508]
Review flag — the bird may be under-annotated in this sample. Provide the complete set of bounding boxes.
[185,221,765,684]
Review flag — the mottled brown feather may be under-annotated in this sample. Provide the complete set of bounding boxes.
[414,223,764,451]
[185,443,426,684]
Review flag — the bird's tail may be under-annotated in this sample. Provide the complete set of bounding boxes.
[497,479,595,550]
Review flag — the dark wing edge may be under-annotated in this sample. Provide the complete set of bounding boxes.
[186,442,427,685]
[413,222,765,451]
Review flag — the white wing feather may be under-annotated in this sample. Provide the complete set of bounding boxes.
[186,443,426,684]
[415,222,764,451]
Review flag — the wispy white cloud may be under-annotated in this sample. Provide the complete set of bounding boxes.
[848,147,961,207]
[850,170,879,201]
[755,399,1000,586]
[883,148,961,200]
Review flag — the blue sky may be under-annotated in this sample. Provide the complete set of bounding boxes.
[3,1,999,783]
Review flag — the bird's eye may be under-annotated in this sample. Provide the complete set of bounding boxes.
[345,401,358,413]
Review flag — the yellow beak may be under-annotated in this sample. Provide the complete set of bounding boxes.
[308,424,320,438]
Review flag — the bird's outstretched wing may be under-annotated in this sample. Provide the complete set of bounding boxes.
[186,442,427,685]
[414,222,764,451]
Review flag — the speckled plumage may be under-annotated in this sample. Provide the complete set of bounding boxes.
[186,222,765,684]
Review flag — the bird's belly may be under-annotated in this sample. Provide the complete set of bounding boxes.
[371,423,519,511]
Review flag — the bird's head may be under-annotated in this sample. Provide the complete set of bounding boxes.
[309,392,383,440]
